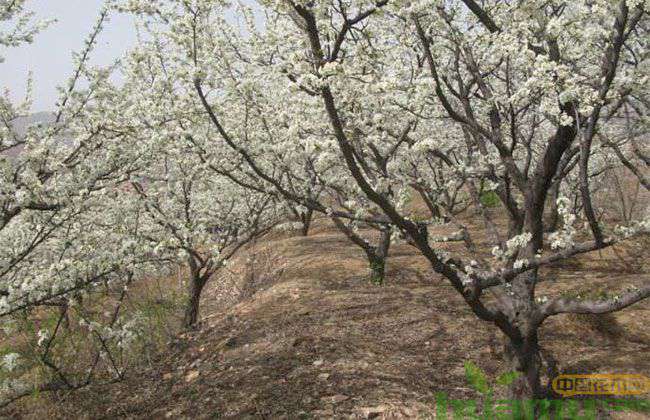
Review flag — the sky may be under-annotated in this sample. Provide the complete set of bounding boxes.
[1,1,265,112]
[1,0,138,112]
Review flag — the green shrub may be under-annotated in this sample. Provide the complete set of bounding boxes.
[479,191,500,208]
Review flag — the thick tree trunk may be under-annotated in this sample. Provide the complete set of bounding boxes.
[183,275,208,329]
[498,271,547,400]
[503,334,544,400]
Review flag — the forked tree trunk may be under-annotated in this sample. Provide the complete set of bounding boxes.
[183,274,208,329]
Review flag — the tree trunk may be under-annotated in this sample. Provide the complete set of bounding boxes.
[503,333,544,400]
[544,181,561,232]
[330,216,392,285]
[368,228,391,285]
[499,270,547,400]
[368,255,386,285]
[183,275,208,329]
[299,209,313,236]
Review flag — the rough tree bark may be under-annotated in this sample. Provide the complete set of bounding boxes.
[504,331,544,399]
[183,273,209,328]
[367,227,392,285]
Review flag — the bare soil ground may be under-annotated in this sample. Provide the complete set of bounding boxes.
[3,216,649,419]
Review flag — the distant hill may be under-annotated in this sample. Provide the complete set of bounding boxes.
[2,112,55,157]
[10,111,55,137]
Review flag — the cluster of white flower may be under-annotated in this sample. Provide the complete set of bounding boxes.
[548,197,578,250]
[492,232,533,261]
[1,353,20,372]
[513,259,529,270]
[36,329,50,347]
[535,296,549,304]
[613,216,650,239]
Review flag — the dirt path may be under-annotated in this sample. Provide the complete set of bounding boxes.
[17,218,650,419]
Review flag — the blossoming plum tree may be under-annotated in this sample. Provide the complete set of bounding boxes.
[113,0,650,399]
[127,152,279,328]
[0,2,143,308]
[0,1,160,405]
[113,2,410,284]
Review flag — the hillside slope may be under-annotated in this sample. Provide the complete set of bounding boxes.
[8,218,650,419]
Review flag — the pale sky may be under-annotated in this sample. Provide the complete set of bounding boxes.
[1,1,264,112]
[1,0,138,112]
